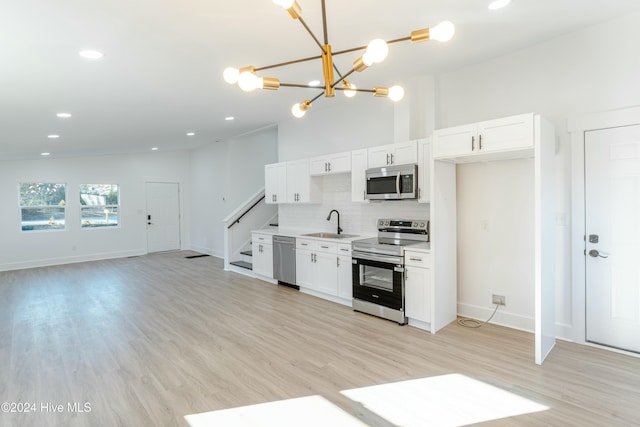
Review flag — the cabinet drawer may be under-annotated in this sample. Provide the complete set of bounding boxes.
[404,251,431,268]
[252,233,273,244]
[296,238,337,253]
[337,243,352,256]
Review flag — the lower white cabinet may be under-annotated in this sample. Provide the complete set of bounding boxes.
[252,233,273,278]
[337,244,353,300]
[296,239,352,302]
[404,250,432,324]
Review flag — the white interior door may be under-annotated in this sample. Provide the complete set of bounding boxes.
[585,125,640,353]
[146,182,181,253]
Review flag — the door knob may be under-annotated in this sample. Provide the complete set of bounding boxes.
[589,249,608,258]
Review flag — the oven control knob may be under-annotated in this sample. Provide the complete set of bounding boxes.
[378,220,384,226]
[412,222,417,227]
[420,222,425,228]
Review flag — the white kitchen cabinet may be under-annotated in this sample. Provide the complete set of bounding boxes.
[286,159,322,203]
[404,250,432,324]
[337,243,353,301]
[367,140,418,167]
[433,113,534,161]
[417,138,431,203]
[351,149,368,203]
[296,239,340,297]
[251,233,273,278]
[310,151,351,176]
[265,162,287,204]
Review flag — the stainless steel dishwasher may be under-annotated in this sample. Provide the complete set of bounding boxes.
[273,235,298,289]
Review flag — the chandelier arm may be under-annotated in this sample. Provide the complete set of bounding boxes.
[309,91,326,103]
[330,68,357,89]
[332,36,412,57]
[280,83,326,89]
[335,87,375,93]
[298,16,327,55]
[254,54,323,72]
[321,0,329,45]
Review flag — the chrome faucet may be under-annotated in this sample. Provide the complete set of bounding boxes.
[326,209,342,235]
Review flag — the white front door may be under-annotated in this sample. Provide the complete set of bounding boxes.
[585,125,640,353]
[146,182,181,253]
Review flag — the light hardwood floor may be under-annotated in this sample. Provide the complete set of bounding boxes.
[1,251,639,426]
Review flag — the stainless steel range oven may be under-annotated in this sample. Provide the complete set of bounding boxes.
[352,219,429,324]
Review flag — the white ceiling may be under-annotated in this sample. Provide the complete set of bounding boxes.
[2,0,639,161]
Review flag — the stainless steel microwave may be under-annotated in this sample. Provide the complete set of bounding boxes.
[365,164,418,200]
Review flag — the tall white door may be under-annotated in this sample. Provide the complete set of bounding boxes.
[585,125,640,353]
[146,182,181,253]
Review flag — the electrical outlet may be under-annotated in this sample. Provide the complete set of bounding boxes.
[492,294,506,306]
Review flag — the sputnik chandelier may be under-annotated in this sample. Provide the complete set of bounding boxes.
[223,0,455,118]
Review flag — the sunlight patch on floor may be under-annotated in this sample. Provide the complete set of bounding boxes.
[340,373,549,427]
[184,395,368,427]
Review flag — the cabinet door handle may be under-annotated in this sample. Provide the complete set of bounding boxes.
[325,162,328,172]
[479,134,483,150]
[301,243,308,246]
[321,245,329,249]
[409,257,423,262]
[340,248,349,252]
[386,153,390,165]
[471,136,475,151]
[390,153,394,164]
[337,257,340,267]
[328,162,331,172]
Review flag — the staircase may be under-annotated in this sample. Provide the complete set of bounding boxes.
[223,188,278,276]
[230,248,254,271]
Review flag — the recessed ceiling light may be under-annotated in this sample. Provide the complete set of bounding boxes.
[186,132,195,136]
[308,80,321,87]
[79,50,104,59]
[47,134,60,139]
[151,147,159,151]
[225,116,235,121]
[56,113,72,118]
[41,152,50,156]
[488,0,510,10]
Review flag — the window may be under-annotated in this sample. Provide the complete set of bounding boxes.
[19,183,67,231]
[79,184,119,228]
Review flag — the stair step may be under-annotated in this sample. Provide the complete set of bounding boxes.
[230,260,253,270]
[240,250,252,257]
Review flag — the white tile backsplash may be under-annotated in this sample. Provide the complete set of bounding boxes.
[278,174,429,236]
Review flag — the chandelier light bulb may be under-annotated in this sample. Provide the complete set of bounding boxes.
[223,67,240,84]
[291,102,306,118]
[343,82,357,98]
[488,0,511,10]
[366,39,389,63]
[273,0,294,8]
[430,21,455,42]
[238,71,259,92]
[388,85,405,102]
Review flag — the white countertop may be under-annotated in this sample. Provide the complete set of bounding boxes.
[252,226,373,243]
[404,242,431,253]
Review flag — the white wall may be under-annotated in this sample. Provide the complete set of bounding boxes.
[188,127,278,257]
[0,151,191,271]
[437,10,640,338]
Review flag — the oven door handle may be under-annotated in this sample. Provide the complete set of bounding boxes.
[352,251,404,265]
[396,172,401,198]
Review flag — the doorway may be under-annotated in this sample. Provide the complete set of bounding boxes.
[585,125,640,353]
[146,182,181,253]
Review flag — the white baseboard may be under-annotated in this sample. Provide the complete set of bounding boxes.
[457,302,534,333]
[0,249,146,272]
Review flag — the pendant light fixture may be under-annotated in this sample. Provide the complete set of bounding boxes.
[223,0,454,118]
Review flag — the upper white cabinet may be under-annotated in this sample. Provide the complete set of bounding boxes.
[286,159,322,203]
[351,149,368,203]
[310,151,351,176]
[433,113,534,162]
[265,162,287,204]
[368,140,418,168]
[417,139,431,204]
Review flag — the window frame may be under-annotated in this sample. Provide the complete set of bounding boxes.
[79,184,120,229]
[18,182,68,232]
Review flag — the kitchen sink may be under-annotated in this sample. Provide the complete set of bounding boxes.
[301,232,358,239]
